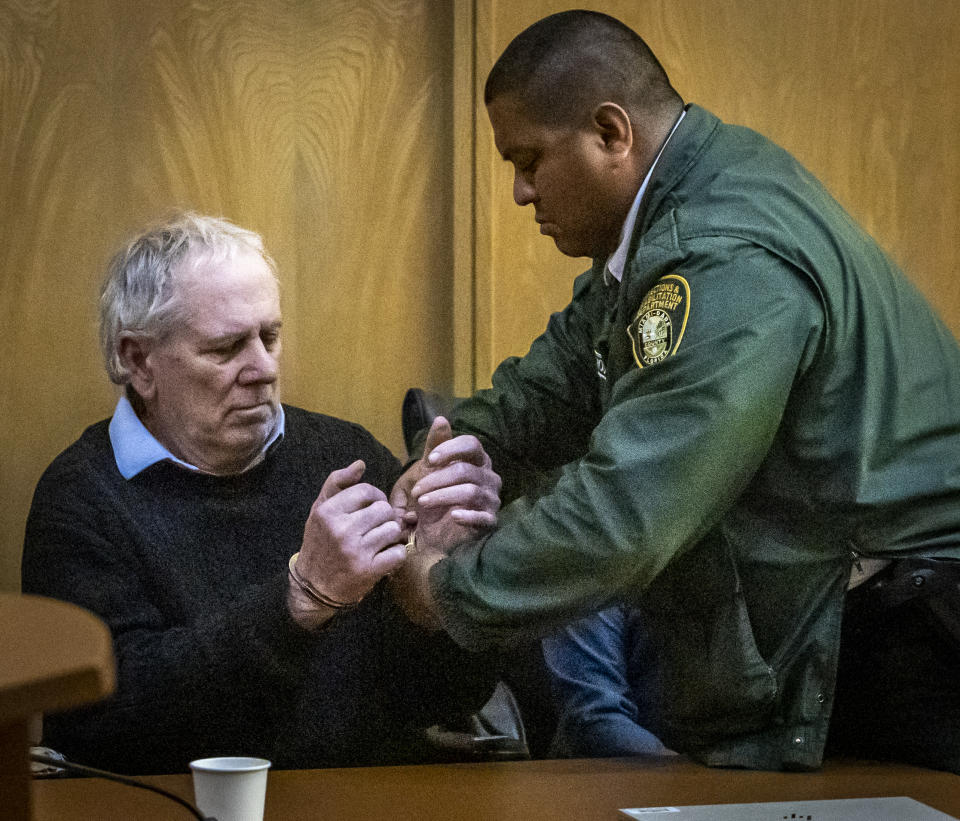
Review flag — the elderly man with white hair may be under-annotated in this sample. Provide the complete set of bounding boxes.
[22,212,500,775]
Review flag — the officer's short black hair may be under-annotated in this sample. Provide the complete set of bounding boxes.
[484,10,681,127]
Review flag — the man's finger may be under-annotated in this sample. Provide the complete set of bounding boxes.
[450,509,498,529]
[426,434,489,468]
[369,543,409,578]
[319,459,366,501]
[363,518,405,553]
[423,416,453,461]
[411,461,496,499]
[317,484,390,521]
[389,461,419,508]
[415,484,500,513]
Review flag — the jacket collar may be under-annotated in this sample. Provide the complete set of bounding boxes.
[634,103,720,237]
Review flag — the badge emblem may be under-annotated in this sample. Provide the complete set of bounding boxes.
[637,308,671,364]
[627,274,690,368]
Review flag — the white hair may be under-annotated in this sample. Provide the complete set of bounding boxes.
[98,212,277,385]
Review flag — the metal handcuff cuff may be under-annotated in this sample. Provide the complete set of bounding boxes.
[288,533,419,611]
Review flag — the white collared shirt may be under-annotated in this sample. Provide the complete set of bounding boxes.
[605,109,686,284]
[108,395,285,479]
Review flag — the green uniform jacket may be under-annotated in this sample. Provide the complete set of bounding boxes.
[430,104,960,770]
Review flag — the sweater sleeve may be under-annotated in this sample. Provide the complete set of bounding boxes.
[20,445,327,774]
[379,590,499,729]
[23,494,316,773]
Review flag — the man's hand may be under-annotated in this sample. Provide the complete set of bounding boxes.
[289,460,407,626]
[389,417,454,516]
[390,417,501,553]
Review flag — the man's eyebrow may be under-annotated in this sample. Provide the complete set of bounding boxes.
[203,330,247,346]
[501,146,534,164]
[202,319,282,346]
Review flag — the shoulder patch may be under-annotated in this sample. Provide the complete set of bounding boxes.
[627,274,691,368]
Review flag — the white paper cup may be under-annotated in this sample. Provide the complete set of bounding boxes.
[190,756,271,821]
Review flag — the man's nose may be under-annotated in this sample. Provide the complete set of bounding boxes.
[239,339,279,383]
[513,172,536,206]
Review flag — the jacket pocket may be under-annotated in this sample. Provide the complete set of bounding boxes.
[636,529,777,748]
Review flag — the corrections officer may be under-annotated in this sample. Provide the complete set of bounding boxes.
[395,10,960,772]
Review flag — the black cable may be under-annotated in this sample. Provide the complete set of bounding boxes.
[29,751,214,820]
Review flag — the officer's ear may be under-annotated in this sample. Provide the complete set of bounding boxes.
[592,102,634,161]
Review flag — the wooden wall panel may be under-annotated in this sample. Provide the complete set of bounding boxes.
[473,0,960,384]
[0,0,454,592]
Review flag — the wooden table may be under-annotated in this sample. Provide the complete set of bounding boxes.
[0,594,114,821]
[31,756,960,820]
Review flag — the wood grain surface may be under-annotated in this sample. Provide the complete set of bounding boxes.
[0,0,454,591]
[476,0,960,378]
[30,756,960,820]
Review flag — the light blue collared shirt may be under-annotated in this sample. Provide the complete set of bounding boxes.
[108,395,285,479]
[605,109,686,284]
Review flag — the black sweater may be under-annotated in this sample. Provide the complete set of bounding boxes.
[22,405,494,774]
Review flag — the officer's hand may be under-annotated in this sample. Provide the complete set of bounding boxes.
[406,418,501,553]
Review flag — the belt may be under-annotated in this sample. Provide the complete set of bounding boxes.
[867,557,960,610]
[847,556,891,590]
